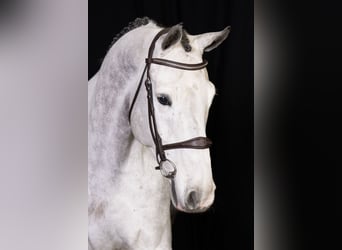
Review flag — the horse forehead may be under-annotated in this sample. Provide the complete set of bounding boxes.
[153,47,211,91]
[160,43,202,59]
[155,74,211,101]
[153,63,209,88]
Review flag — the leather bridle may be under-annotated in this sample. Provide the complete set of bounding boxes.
[128,28,212,179]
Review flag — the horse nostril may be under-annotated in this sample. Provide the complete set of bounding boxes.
[186,190,199,210]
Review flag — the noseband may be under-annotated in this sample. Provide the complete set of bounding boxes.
[128,28,212,178]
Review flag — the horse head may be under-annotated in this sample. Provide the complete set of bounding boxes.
[130,24,230,213]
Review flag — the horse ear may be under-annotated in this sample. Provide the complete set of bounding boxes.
[193,26,231,52]
[161,24,183,50]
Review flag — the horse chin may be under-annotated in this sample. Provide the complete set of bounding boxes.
[171,200,211,213]
[176,205,211,213]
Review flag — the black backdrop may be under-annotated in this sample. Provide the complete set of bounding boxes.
[89,0,253,249]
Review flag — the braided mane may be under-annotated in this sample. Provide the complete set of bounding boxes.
[110,17,192,52]
[110,17,151,48]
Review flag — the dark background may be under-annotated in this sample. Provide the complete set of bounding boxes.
[89,0,253,249]
[254,1,339,250]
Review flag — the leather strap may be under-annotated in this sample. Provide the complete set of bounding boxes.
[128,28,212,177]
[163,137,212,151]
[146,58,208,70]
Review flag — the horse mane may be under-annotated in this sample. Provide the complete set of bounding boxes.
[110,17,151,48]
[109,17,192,52]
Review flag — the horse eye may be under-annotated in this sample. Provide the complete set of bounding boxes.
[157,94,172,106]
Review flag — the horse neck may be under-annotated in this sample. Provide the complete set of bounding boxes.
[88,25,163,189]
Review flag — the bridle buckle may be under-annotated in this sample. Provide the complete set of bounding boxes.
[158,160,177,179]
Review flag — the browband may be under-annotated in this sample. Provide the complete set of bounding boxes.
[146,58,208,70]
[128,28,212,178]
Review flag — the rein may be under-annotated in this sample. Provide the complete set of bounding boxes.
[128,28,212,178]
